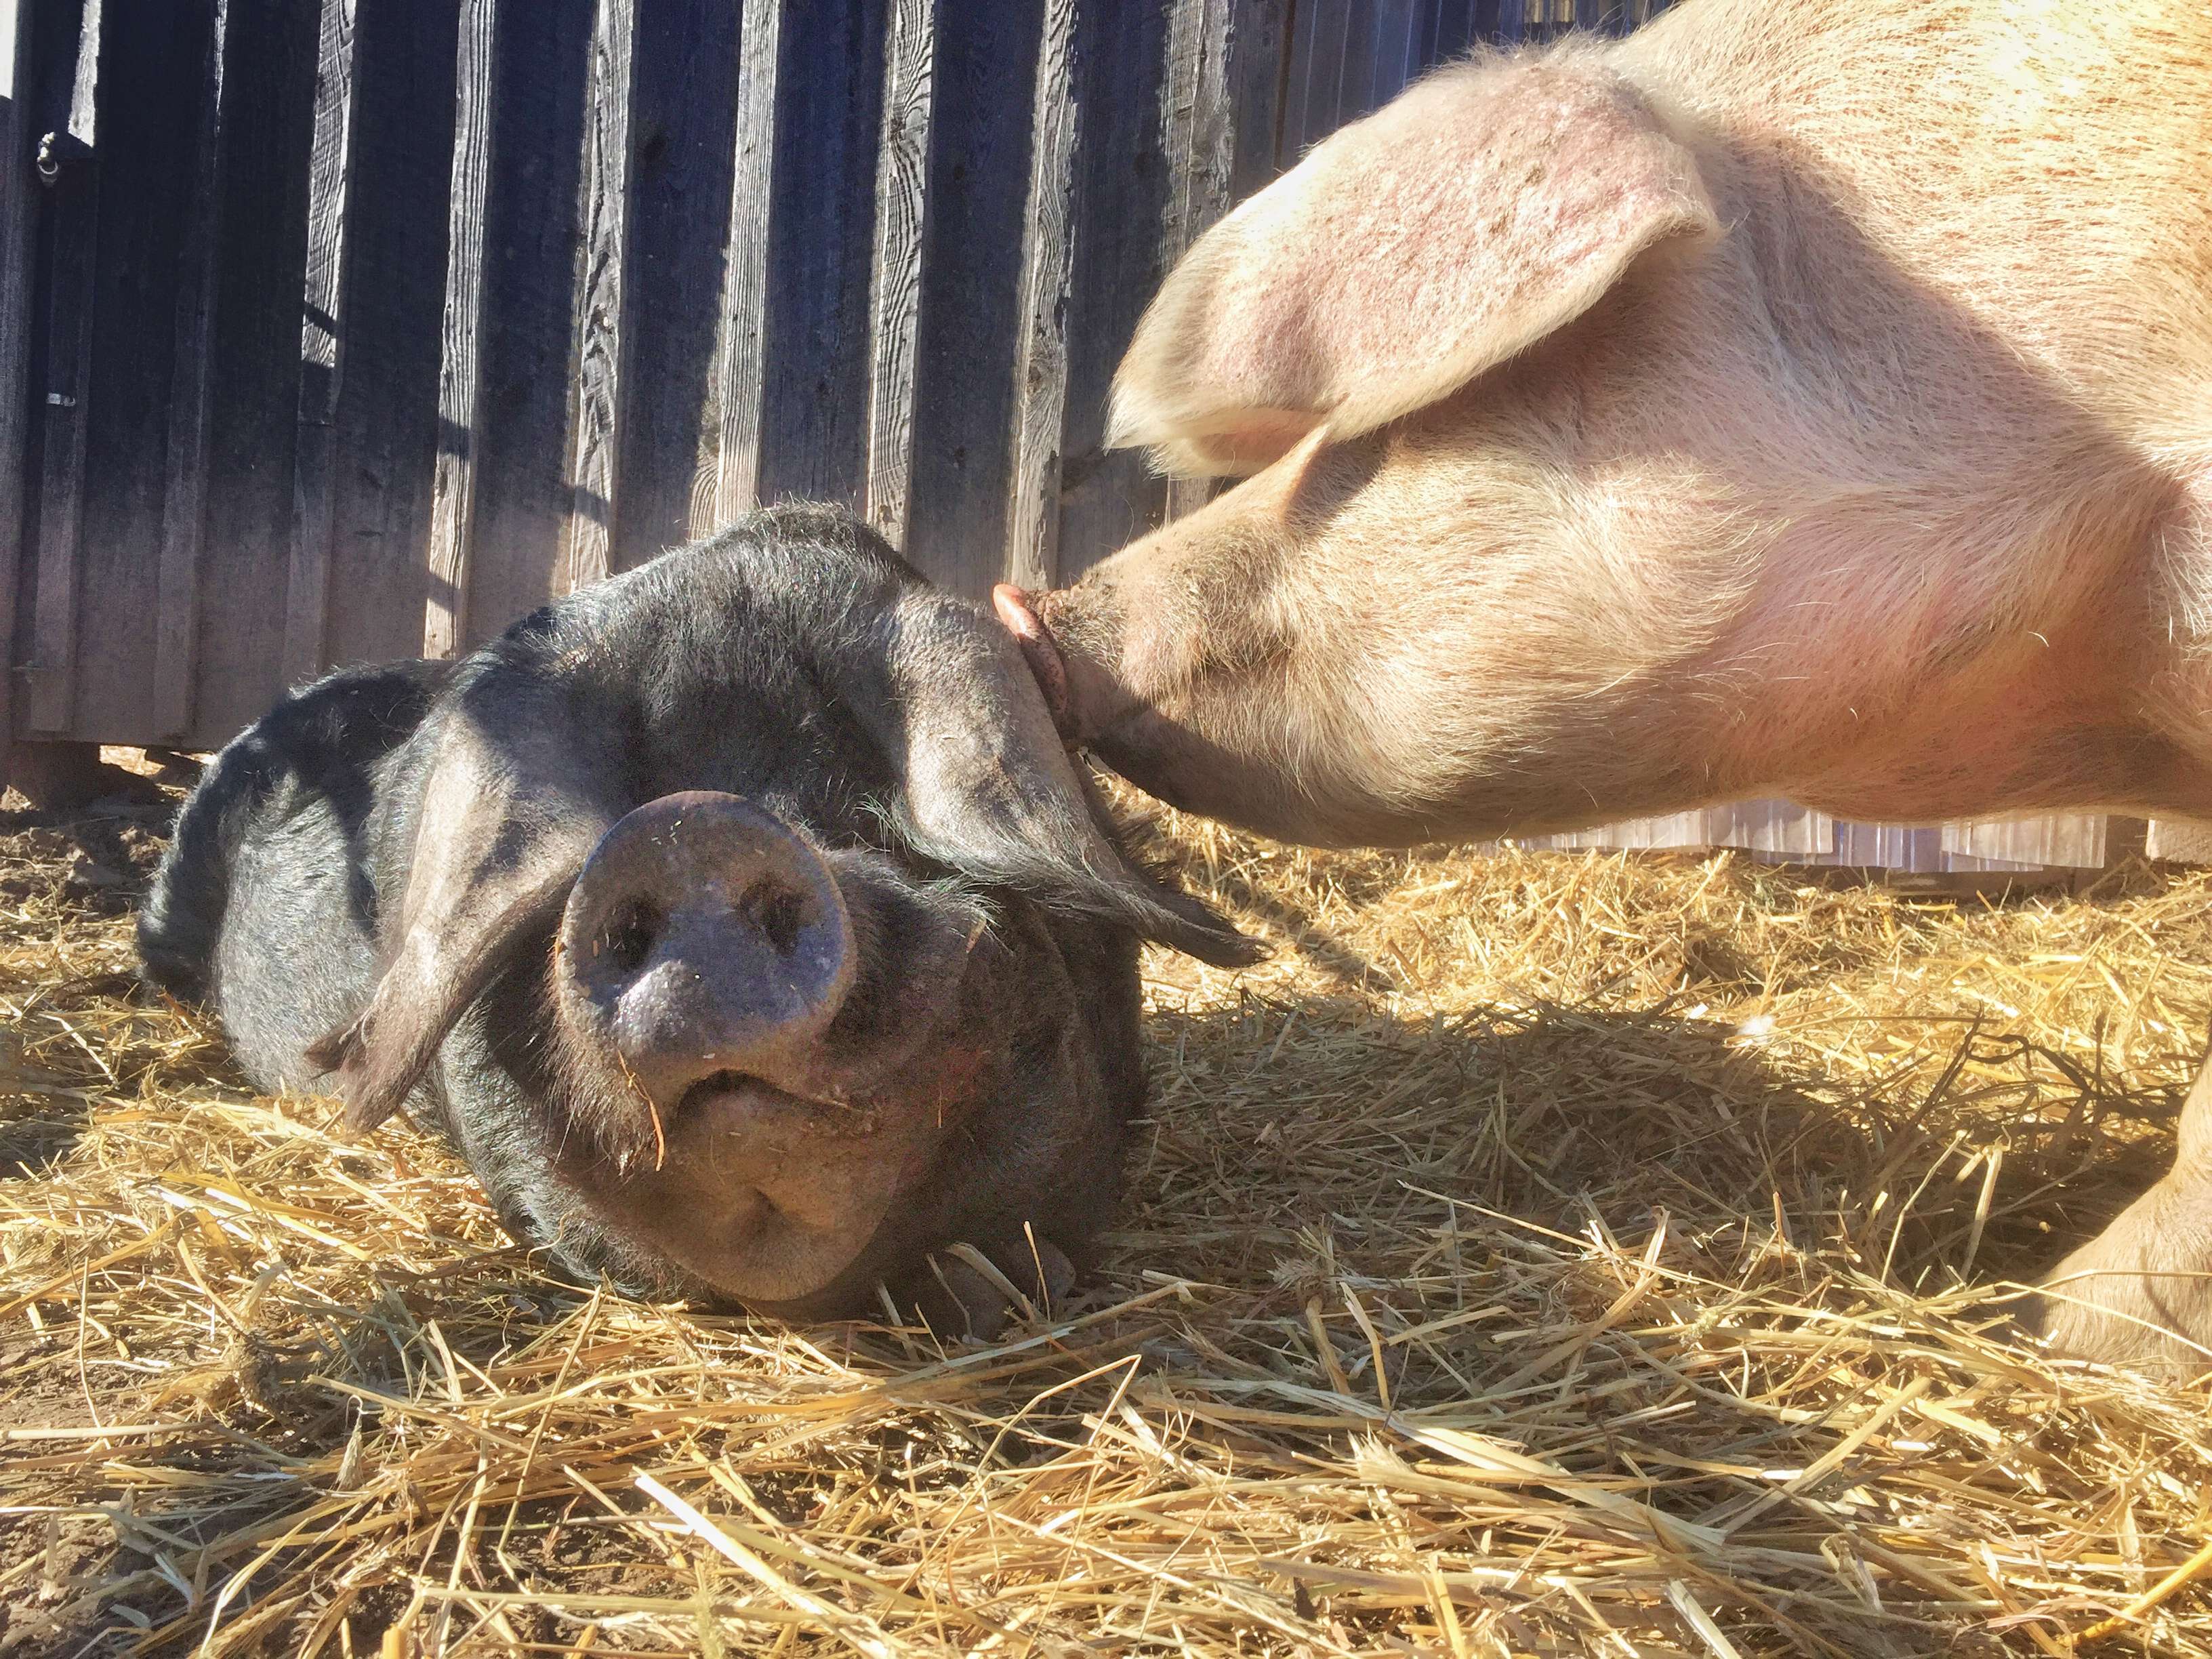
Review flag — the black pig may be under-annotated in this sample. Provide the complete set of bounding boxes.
[139,505,1256,1326]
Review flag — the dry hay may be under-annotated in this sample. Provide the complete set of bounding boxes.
[7,774,2212,1658]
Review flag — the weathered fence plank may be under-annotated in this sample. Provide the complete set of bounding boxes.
[862,0,934,550]
[22,0,100,737]
[617,0,737,572]
[322,0,457,670]
[701,0,779,534]
[899,0,1043,596]
[279,0,355,690]
[151,0,229,737]
[193,0,318,740]
[754,0,888,508]
[0,0,31,754]
[461,3,592,647]
[1053,0,1177,579]
[422,0,497,659]
[559,0,635,595]
[1004,0,1079,594]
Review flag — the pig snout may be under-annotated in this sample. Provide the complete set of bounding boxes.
[557,792,856,1119]
[992,585,1072,734]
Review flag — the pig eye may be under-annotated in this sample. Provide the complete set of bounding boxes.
[741,883,807,956]
[598,900,661,975]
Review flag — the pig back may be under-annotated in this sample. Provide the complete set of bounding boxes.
[140,659,453,1094]
[1621,0,2212,439]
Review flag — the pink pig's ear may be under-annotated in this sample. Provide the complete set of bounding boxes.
[1107,50,1719,477]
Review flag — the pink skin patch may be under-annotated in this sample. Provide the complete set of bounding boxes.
[992,584,1071,731]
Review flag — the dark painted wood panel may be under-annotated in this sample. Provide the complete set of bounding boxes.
[752,0,888,509]
[279,0,356,689]
[457,0,590,649]
[151,0,228,738]
[558,0,634,593]
[0,0,35,751]
[700,0,779,533]
[861,0,934,550]
[322,0,459,670]
[615,0,737,573]
[1052,0,1177,581]
[23,0,99,735]
[1002,0,1078,594]
[191,0,319,743]
[900,0,1044,596]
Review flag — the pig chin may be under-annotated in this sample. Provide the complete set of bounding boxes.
[549,1078,944,1309]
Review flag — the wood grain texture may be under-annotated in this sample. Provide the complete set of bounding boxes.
[701,0,781,535]
[1224,0,1286,199]
[78,0,226,740]
[559,0,634,595]
[1052,0,1177,581]
[1003,0,1079,594]
[24,0,101,735]
[321,0,457,670]
[862,0,934,548]
[192,0,320,741]
[151,0,230,735]
[615,0,735,573]
[278,0,352,690]
[1160,0,1231,523]
[0,0,40,752]
[897,0,1044,595]
[462,4,590,645]
[753,0,887,508]
[422,0,497,659]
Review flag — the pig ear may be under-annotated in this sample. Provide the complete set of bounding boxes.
[306,681,618,1137]
[1108,51,1719,476]
[868,592,1263,968]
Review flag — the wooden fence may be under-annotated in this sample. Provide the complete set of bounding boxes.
[0,0,2182,869]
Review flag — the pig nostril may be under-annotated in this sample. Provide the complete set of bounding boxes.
[598,899,661,976]
[740,882,807,956]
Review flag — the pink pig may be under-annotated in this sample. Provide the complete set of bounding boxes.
[996,0,2212,1370]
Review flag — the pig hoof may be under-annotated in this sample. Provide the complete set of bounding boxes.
[2029,1176,2212,1379]
[906,1236,1078,1343]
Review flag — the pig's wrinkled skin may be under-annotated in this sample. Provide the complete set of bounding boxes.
[141,506,1255,1331]
[996,0,2212,1370]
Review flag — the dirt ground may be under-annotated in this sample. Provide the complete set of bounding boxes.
[7,767,2212,1656]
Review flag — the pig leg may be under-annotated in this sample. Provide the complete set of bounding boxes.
[2035,1042,2212,1375]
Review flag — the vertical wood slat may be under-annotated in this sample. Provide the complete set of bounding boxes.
[24,0,100,734]
[612,0,737,575]
[895,0,1046,596]
[152,0,230,734]
[1004,0,1080,594]
[459,6,590,643]
[277,0,352,691]
[702,0,781,536]
[422,0,497,659]
[861,0,935,549]
[0,0,38,752]
[319,0,459,670]
[752,0,888,509]
[1159,0,1232,523]
[560,0,634,594]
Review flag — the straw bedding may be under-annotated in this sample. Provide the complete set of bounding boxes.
[6,766,2212,1656]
